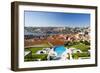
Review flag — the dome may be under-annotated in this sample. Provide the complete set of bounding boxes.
[54,46,67,56]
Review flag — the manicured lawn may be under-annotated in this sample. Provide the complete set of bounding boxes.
[70,43,90,52]
[24,47,48,61]
[25,54,48,61]
[72,52,90,59]
[25,47,44,53]
[24,42,90,61]
[65,42,91,59]
[25,42,53,54]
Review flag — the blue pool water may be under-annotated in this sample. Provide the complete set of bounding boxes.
[54,46,66,56]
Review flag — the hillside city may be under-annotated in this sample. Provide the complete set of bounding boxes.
[24,27,90,47]
[24,26,90,61]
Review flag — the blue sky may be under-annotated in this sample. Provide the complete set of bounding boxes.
[24,11,90,27]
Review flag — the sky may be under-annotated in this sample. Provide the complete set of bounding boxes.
[24,11,90,27]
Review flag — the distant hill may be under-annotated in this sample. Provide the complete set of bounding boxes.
[24,27,90,36]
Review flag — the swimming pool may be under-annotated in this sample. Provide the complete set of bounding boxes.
[54,46,66,57]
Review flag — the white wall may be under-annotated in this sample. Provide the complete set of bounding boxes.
[0,0,99,73]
